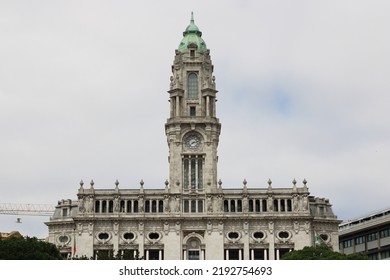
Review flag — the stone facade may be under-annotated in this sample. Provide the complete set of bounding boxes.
[45,15,340,260]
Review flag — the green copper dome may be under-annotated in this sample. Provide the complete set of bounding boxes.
[178,12,207,53]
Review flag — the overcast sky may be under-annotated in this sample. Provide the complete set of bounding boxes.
[1,0,389,238]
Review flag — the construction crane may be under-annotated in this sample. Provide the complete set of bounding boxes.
[0,203,55,217]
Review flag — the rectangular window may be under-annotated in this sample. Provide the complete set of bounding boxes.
[343,239,353,248]
[252,249,267,260]
[237,200,242,212]
[191,159,196,189]
[262,199,267,212]
[368,232,377,242]
[273,199,279,212]
[147,250,162,260]
[230,200,236,212]
[191,200,197,213]
[280,200,285,212]
[380,228,390,238]
[145,201,150,213]
[62,208,68,217]
[197,159,203,190]
[190,106,196,116]
[188,250,199,260]
[355,236,365,245]
[158,200,164,213]
[133,201,139,213]
[188,73,198,99]
[183,159,189,190]
[381,250,390,259]
[249,200,254,212]
[151,200,157,213]
[198,200,203,213]
[225,249,241,260]
[184,200,189,213]
[287,199,292,212]
[255,200,260,212]
[126,200,132,213]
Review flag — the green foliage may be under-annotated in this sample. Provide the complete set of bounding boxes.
[281,245,368,260]
[0,236,63,260]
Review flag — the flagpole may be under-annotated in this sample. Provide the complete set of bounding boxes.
[73,228,77,258]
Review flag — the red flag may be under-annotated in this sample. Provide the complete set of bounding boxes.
[73,231,77,256]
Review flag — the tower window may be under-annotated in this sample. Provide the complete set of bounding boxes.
[190,106,196,116]
[183,156,203,191]
[188,73,198,99]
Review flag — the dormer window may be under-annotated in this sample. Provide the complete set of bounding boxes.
[188,73,198,99]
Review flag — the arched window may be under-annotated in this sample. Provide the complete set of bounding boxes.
[188,73,198,99]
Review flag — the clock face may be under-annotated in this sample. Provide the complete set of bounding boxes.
[185,134,201,150]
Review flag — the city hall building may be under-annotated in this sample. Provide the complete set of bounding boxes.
[46,15,340,260]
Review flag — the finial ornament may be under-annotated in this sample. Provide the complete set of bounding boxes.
[292,178,297,186]
[90,180,94,187]
[191,11,194,23]
[115,180,119,187]
[303,178,307,186]
[165,179,169,187]
[80,180,84,187]
[218,179,222,187]
[268,179,272,186]
[243,179,247,187]
[140,179,144,187]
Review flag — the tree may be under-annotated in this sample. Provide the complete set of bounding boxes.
[281,245,368,260]
[0,236,63,260]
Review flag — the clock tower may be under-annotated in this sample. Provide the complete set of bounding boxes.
[165,13,221,194]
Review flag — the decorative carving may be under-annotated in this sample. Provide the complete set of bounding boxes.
[242,195,248,213]
[293,195,299,212]
[175,221,181,235]
[268,221,274,234]
[164,222,169,235]
[207,221,213,235]
[113,222,119,236]
[218,221,224,235]
[138,196,144,213]
[78,196,85,213]
[305,221,310,234]
[164,195,170,213]
[88,223,93,236]
[175,195,180,212]
[293,221,300,234]
[267,195,273,212]
[113,196,119,213]
[85,195,94,213]
[243,221,249,235]
[170,73,183,89]
[77,223,83,236]
[207,195,213,213]
[139,222,144,236]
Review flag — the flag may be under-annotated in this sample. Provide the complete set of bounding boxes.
[73,231,77,256]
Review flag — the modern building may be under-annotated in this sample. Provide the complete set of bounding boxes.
[339,208,390,260]
[45,14,340,260]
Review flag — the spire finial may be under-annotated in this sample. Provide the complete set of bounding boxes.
[191,11,194,23]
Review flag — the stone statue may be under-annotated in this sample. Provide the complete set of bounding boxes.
[207,195,213,212]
